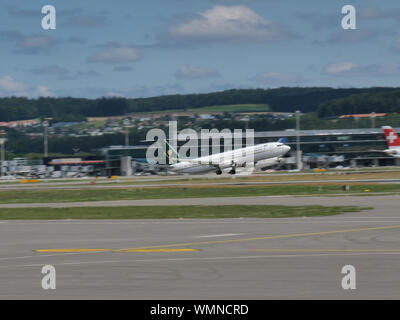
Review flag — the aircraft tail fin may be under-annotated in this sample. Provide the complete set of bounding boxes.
[382,126,400,148]
[278,138,287,143]
[164,140,179,164]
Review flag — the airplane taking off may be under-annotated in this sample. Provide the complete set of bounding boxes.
[382,126,400,158]
[168,138,291,175]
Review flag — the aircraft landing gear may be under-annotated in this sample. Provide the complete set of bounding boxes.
[216,169,222,175]
[228,169,236,175]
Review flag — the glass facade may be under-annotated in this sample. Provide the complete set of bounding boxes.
[102,128,400,172]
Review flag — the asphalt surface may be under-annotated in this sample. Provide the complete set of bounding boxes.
[0,194,398,208]
[0,178,399,191]
[0,194,400,299]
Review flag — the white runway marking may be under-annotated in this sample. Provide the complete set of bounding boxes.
[195,233,244,238]
[2,252,400,269]
[0,251,102,261]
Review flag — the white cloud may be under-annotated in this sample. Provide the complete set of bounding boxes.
[87,46,141,64]
[324,62,357,74]
[168,5,291,42]
[324,62,400,77]
[175,65,220,79]
[36,86,55,97]
[0,75,55,97]
[0,76,29,93]
[106,92,126,98]
[0,31,56,54]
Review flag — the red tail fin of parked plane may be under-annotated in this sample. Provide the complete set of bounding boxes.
[382,126,400,148]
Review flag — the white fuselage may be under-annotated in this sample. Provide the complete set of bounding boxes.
[169,142,290,174]
[384,146,400,158]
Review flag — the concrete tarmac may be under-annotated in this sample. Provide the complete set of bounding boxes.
[0,194,399,299]
[0,178,399,191]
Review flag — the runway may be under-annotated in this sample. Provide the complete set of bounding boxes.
[0,178,399,191]
[0,194,399,299]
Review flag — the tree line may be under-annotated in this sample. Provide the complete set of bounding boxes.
[1,87,398,122]
[317,90,400,118]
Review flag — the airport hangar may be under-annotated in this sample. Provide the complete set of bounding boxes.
[100,127,400,175]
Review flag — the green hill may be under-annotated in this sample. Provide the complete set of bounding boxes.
[317,90,400,118]
[1,87,399,122]
[186,104,270,113]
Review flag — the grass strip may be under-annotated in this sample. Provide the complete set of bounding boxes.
[0,184,399,204]
[0,205,370,220]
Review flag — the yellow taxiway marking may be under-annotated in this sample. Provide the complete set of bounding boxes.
[119,224,400,251]
[35,225,400,254]
[36,249,112,253]
[35,248,197,253]
[117,249,197,253]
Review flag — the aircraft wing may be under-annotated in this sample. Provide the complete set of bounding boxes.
[178,158,220,167]
[179,158,244,169]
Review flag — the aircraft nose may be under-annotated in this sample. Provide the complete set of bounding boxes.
[284,145,291,152]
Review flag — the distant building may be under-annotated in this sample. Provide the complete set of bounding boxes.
[0,119,40,128]
[51,121,82,128]
[199,114,215,120]
[255,127,400,168]
[339,113,387,119]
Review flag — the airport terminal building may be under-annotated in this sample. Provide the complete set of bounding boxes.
[255,127,400,169]
[2,127,399,177]
[100,127,400,174]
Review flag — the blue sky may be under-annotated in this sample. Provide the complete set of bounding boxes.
[0,0,400,98]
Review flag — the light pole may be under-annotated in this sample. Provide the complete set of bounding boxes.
[371,112,376,128]
[123,118,132,147]
[0,130,6,177]
[43,120,49,158]
[295,110,302,170]
[244,115,249,131]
